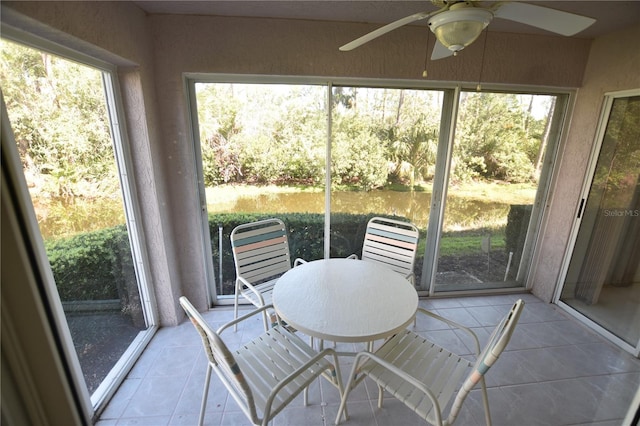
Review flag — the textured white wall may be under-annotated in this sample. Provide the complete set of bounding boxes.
[149,14,591,84]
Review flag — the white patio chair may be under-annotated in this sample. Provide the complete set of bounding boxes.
[179,297,344,426]
[349,216,420,285]
[231,218,305,331]
[348,216,420,327]
[336,299,525,426]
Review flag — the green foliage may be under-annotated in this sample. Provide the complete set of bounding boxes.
[196,84,551,189]
[0,40,117,198]
[383,114,439,185]
[452,92,546,183]
[46,208,539,299]
[591,96,640,207]
[332,113,388,190]
[439,231,507,257]
[45,225,134,301]
[45,212,427,301]
[197,84,243,185]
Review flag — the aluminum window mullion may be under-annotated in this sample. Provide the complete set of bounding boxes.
[325,83,333,259]
[422,87,460,296]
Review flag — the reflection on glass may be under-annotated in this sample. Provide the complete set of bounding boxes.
[0,40,148,393]
[561,95,640,346]
[435,92,556,292]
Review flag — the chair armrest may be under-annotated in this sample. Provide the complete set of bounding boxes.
[346,254,358,260]
[416,308,481,355]
[236,276,266,305]
[293,258,307,267]
[217,304,275,334]
[405,272,415,285]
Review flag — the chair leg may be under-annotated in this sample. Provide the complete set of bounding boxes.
[262,308,270,332]
[335,386,350,424]
[479,377,492,426]
[233,283,240,332]
[199,363,213,426]
[335,361,360,425]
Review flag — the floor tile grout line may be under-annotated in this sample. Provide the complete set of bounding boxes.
[169,346,207,423]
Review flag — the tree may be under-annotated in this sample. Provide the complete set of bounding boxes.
[452,92,544,183]
[1,40,116,198]
[332,112,388,190]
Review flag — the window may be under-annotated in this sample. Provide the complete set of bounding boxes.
[431,91,565,294]
[187,77,566,302]
[1,36,156,413]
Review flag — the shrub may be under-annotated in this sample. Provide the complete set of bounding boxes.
[46,224,134,301]
[46,213,425,301]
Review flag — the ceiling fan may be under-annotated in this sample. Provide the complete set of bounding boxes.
[339,1,596,60]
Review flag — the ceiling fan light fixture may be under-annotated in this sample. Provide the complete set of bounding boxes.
[429,8,493,53]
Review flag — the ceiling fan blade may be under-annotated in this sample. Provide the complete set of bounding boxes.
[431,40,454,60]
[339,10,434,51]
[494,2,596,37]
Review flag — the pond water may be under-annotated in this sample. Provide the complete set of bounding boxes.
[37,189,513,240]
[35,197,125,240]
[209,190,509,230]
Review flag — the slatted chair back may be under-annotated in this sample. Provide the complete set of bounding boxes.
[230,218,297,330]
[360,217,420,281]
[231,218,292,286]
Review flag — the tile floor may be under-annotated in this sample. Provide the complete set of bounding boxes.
[97,293,640,425]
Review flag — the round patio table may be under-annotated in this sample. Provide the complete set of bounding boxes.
[272,258,418,343]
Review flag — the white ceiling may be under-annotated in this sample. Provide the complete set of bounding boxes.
[133,1,640,39]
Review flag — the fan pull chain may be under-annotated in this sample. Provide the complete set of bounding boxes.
[422,26,430,78]
[477,29,488,91]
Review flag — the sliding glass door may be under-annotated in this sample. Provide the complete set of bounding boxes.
[433,91,564,293]
[188,77,564,301]
[558,91,640,355]
[191,81,327,299]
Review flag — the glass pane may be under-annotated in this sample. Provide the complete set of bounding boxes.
[194,83,327,297]
[435,92,557,292]
[561,95,640,346]
[0,39,148,394]
[330,86,443,287]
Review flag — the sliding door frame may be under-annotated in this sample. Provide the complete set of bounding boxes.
[554,88,640,357]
